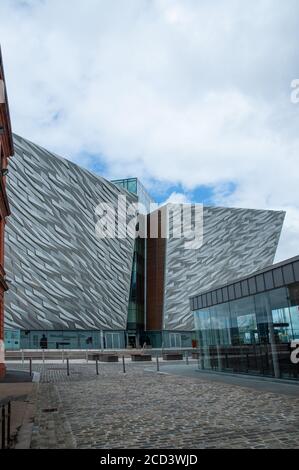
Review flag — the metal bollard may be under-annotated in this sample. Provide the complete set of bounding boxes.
[62,349,65,364]
[156,355,160,372]
[185,351,189,365]
[86,350,88,363]
[197,353,200,370]
[42,349,45,365]
[122,356,126,374]
[29,357,32,377]
[21,349,24,365]
[7,402,11,447]
[1,405,5,449]
[66,357,70,376]
[96,359,99,375]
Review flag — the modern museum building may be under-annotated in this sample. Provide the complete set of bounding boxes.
[3,134,288,352]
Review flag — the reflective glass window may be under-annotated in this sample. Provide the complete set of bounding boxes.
[229,296,257,345]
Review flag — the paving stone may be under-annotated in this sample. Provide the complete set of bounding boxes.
[11,363,299,449]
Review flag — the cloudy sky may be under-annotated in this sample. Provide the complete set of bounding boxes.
[0,0,298,261]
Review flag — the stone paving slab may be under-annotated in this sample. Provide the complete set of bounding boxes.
[11,363,299,449]
[0,378,35,448]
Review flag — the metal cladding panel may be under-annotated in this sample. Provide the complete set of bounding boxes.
[4,134,136,331]
[163,205,285,331]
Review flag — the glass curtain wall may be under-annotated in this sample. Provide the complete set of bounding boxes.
[194,283,299,380]
[127,237,145,347]
[17,330,126,350]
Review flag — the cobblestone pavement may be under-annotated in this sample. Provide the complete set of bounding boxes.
[13,362,299,449]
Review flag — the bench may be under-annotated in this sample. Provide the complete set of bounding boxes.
[162,353,183,361]
[131,354,152,362]
[88,353,119,362]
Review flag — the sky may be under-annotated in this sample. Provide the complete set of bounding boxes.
[0,0,298,261]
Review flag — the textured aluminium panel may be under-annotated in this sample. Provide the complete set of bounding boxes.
[163,204,285,331]
[4,134,136,331]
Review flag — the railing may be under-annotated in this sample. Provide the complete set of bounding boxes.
[4,346,299,381]
[194,344,299,380]
[0,399,11,449]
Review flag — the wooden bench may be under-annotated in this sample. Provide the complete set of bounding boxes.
[162,353,183,361]
[131,354,152,362]
[88,353,119,362]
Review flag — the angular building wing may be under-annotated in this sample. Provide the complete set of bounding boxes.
[162,205,285,332]
[5,134,136,332]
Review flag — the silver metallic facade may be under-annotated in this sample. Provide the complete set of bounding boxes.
[4,135,285,340]
[5,135,136,331]
[163,205,285,331]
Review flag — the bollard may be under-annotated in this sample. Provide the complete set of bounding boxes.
[62,349,64,364]
[29,357,32,377]
[156,355,160,372]
[122,356,126,374]
[7,402,11,447]
[1,405,5,450]
[21,349,24,365]
[185,351,189,365]
[42,349,45,365]
[96,359,99,375]
[66,357,70,376]
[197,353,200,370]
[86,350,88,363]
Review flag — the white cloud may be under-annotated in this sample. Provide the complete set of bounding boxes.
[162,192,191,205]
[0,0,298,260]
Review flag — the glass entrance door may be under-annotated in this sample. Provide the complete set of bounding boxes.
[105,332,121,349]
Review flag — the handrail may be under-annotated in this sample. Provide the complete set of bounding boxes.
[0,400,11,449]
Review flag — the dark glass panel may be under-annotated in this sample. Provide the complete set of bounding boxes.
[289,282,299,306]
[222,287,229,302]
[241,280,249,297]
[293,261,299,282]
[228,285,235,300]
[248,277,257,295]
[264,271,274,290]
[234,282,242,298]
[273,267,284,287]
[197,296,203,309]
[216,289,223,304]
[283,264,295,285]
[256,274,265,293]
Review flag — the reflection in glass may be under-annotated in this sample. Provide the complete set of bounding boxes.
[194,282,299,380]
